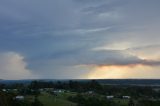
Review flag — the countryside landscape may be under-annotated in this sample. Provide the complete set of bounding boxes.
[1,79,160,106]
[1,0,160,106]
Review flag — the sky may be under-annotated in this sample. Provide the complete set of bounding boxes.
[0,0,160,79]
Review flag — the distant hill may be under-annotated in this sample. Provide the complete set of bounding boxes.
[96,79,160,86]
[0,79,160,86]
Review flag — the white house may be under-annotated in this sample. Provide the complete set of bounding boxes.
[2,89,6,92]
[15,96,24,100]
[123,96,130,99]
[106,96,114,99]
[88,91,94,94]
[12,89,18,91]
[53,89,65,93]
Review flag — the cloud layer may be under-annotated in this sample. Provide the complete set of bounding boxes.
[0,0,160,79]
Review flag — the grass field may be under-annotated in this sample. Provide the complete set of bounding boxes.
[113,98,129,106]
[24,92,130,106]
[38,92,77,106]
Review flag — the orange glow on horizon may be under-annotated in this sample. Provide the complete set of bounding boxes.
[85,64,159,79]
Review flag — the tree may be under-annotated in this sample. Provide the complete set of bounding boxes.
[128,99,135,106]
[32,96,43,106]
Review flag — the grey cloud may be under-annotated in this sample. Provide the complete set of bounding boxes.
[0,0,160,78]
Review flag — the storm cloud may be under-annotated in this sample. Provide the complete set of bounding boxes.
[0,0,160,79]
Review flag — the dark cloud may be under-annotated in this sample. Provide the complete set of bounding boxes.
[0,0,160,79]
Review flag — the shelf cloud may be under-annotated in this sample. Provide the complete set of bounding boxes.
[0,0,160,79]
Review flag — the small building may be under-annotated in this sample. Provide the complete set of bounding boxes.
[106,96,114,99]
[13,89,18,91]
[88,91,94,94]
[39,88,44,92]
[15,96,24,100]
[54,89,65,93]
[123,96,130,99]
[153,88,160,92]
[51,89,65,95]
[2,89,6,92]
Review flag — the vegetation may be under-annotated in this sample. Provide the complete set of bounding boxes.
[1,80,160,106]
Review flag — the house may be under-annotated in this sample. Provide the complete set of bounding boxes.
[2,89,6,92]
[13,89,17,91]
[51,89,65,95]
[54,89,65,93]
[15,96,24,100]
[153,88,160,92]
[123,96,130,99]
[51,89,65,96]
[39,88,44,92]
[88,91,94,94]
[106,96,114,99]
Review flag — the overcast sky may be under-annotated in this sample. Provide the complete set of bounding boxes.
[0,0,160,79]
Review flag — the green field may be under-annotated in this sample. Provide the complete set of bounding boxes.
[113,98,129,106]
[24,91,130,106]
[38,92,77,106]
